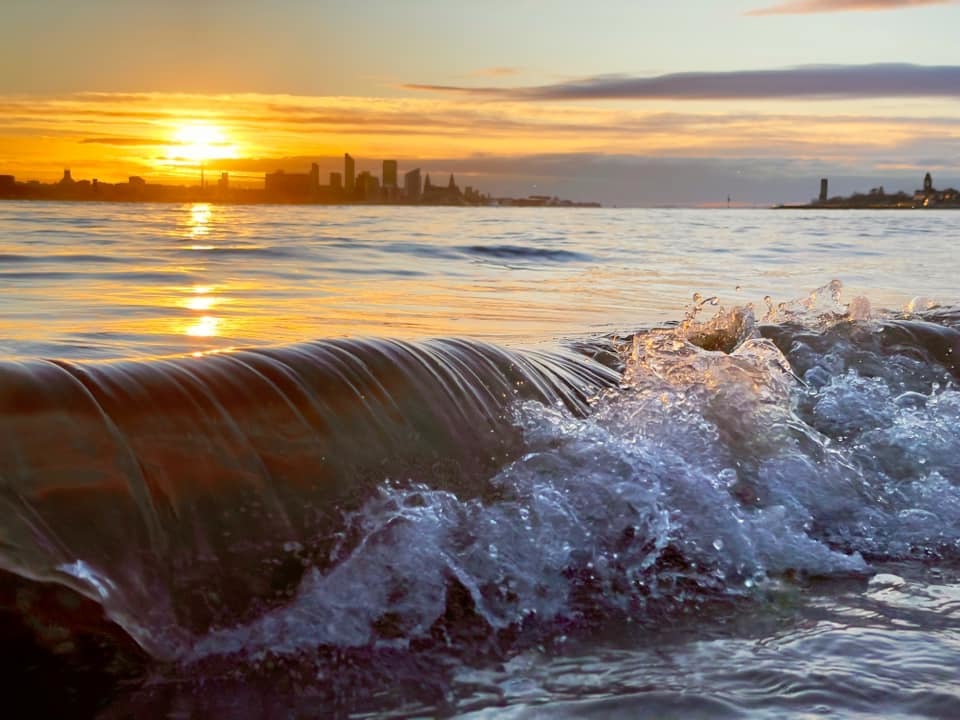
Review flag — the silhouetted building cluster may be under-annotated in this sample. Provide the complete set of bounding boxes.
[912,172,958,207]
[264,163,328,199]
[803,172,960,209]
[0,154,601,207]
[0,167,244,203]
[261,153,492,205]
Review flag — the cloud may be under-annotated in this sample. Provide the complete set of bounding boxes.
[81,137,172,146]
[406,64,960,101]
[748,0,954,15]
[3,90,959,204]
[476,67,521,77]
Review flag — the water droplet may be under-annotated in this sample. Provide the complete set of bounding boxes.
[712,539,725,552]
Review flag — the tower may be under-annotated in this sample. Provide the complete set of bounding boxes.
[924,172,933,193]
[344,153,356,193]
[382,159,398,189]
[404,168,422,201]
[819,178,828,203]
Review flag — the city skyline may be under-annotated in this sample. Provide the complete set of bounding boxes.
[1,1,959,205]
[0,150,601,207]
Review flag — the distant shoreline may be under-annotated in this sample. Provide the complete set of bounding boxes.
[0,182,601,209]
[0,195,603,208]
[774,203,960,210]
[775,173,960,210]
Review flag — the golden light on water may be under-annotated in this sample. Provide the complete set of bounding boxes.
[181,280,224,337]
[181,202,216,252]
[177,205,224,337]
[188,203,212,238]
[184,294,217,312]
[186,315,221,337]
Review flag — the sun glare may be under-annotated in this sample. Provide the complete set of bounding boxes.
[169,122,238,163]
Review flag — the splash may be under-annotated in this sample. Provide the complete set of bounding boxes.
[4,283,960,695]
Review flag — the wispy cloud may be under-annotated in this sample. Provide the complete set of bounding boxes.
[476,66,521,77]
[406,64,960,101]
[81,136,172,146]
[748,0,955,15]
[2,89,958,201]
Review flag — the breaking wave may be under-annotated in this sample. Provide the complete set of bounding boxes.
[4,281,960,714]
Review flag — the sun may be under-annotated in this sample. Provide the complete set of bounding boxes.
[170,122,238,163]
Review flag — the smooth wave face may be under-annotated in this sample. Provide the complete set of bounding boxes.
[0,337,617,694]
[3,283,960,717]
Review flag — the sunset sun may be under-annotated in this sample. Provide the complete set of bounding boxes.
[169,122,238,163]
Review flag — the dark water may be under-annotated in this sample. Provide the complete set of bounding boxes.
[1,202,960,718]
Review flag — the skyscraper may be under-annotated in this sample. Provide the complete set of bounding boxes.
[404,168,422,201]
[344,153,355,193]
[382,159,398,189]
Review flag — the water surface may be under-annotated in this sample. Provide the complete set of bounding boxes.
[1,202,959,719]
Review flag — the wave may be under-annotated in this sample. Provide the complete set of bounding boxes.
[4,281,960,709]
[459,244,591,262]
[0,338,615,656]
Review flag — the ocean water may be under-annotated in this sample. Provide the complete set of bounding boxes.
[1,200,959,718]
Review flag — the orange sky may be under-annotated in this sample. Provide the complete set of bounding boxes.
[2,91,957,189]
[2,1,960,204]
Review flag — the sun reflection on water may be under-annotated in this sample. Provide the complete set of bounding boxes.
[186,315,221,337]
[181,284,224,337]
[188,203,212,238]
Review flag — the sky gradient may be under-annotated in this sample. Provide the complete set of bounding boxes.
[2,0,958,205]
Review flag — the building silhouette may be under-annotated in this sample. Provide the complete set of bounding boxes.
[420,172,464,205]
[355,170,380,201]
[803,171,958,209]
[382,160,398,201]
[264,163,320,198]
[913,171,958,206]
[0,148,598,207]
[344,153,355,193]
[382,160,398,189]
[404,168,422,201]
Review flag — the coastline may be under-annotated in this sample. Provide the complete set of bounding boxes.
[774,203,960,210]
[0,181,601,208]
